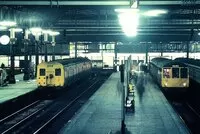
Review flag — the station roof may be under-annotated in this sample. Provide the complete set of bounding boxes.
[0,0,200,42]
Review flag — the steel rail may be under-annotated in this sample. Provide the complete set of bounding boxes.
[33,80,99,134]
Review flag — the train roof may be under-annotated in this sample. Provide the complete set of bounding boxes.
[42,57,90,65]
[151,57,187,68]
[175,58,200,66]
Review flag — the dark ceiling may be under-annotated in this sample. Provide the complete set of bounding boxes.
[0,0,200,42]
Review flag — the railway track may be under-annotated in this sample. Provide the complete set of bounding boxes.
[172,100,200,134]
[0,73,110,134]
[33,79,100,134]
[0,100,52,134]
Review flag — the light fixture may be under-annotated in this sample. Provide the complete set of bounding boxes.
[49,31,60,36]
[30,27,42,35]
[0,21,16,27]
[0,26,7,30]
[42,29,51,34]
[9,28,23,32]
[143,9,167,17]
[118,9,139,37]
[0,35,10,45]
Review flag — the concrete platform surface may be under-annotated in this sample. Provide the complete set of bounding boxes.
[59,72,190,134]
[0,74,37,103]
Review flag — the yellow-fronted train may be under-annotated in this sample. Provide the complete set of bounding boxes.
[149,57,189,92]
[37,57,92,88]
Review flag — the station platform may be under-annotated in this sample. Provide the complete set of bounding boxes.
[0,74,37,104]
[59,72,190,134]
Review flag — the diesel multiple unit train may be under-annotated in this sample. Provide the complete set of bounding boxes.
[149,57,189,90]
[175,58,200,85]
[37,57,92,88]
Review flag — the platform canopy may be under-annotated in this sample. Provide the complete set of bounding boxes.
[0,0,200,42]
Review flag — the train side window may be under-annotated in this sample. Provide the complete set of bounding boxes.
[163,68,170,78]
[181,68,188,78]
[55,68,61,76]
[40,69,46,76]
[172,68,179,78]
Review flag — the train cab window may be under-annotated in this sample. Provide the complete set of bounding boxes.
[55,68,61,76]
[163,68,170,78]
[172,68,179,78]
[181,68,188,78]
[40,69,46,76]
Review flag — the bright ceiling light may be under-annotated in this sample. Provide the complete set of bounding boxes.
[143,10,167,17]
[118,10,139,37]
[9,28,23,32]
[0,26,7,30]
[42,29,51,34]
[30,27,42,33]
[0,35,10,45]
[49,31,60,36]
[30,27,43,36]
[0,21,16,27]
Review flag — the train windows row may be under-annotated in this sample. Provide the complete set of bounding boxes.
[163,67,188,78]
[39,68,61,76]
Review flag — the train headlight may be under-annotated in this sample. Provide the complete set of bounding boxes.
[165,83,168,86]
[183,83,186,87]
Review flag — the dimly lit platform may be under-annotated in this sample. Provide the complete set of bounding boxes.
[59,72,190,134]
[0,74,37,103]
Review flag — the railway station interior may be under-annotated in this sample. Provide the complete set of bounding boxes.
[0,0,200,134]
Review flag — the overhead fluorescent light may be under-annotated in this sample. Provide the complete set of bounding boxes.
[9,28,23,32]
[49,31,60,36]
[118,10,139,37]
[143,9,167,17]
[0,26,7,30]
[0,21,16,27]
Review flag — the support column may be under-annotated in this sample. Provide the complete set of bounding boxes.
[186,41,189,59]
[9,28,16,84]
[160,42,163,57]
[35,34,39,77]
[114,42,118,71]
[44,33,48,62]
[145,43,148,64]
[75,42,77,58]
[23,29,30,80]
[51,35,56,61]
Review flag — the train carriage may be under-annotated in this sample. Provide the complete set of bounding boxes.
[37,57,92,88]
[149,57,189,90]
[175,58,200,85]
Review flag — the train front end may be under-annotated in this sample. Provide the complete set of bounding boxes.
[37,62,64,87]
[161,65,189,88]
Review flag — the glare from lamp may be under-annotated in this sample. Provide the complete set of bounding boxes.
[0,35,10,45]
[118,11,139,37]
[49,31,60,36]
[0,21,16,27]
[30,27,42,33]
[42,29,51,34]
[143,10,167,17]
[0,26,7,30]
[9,28,23,32]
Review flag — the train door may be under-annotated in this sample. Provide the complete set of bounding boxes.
[38,68,46,86]
[46,65,55,86]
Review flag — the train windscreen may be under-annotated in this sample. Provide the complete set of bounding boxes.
[55,68,61,76]
[163,68,170,78]
[180,68,188,78]
[40,69,46,76]
[172,68,179,78]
